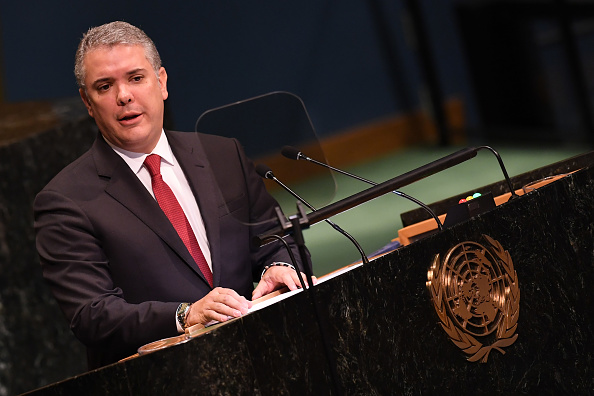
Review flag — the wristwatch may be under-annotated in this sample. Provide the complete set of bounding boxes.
[176,302,192,329]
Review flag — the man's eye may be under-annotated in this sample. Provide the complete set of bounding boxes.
[132,76,143,82]
[97,84,110,92]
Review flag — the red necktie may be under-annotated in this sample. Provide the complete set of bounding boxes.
[144,154,213,287]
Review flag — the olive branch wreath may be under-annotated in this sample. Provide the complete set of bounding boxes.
[428,235,520,363]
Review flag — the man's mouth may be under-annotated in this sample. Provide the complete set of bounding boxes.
[118,113,142,122]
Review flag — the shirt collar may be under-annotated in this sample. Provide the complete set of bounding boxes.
[106,130,175,174]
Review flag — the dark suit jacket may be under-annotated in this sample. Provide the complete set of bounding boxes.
[34,130,298,369]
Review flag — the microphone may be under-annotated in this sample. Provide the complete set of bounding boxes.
[281,146,443,230]
[256,163,369,265]
[256,146,515,245]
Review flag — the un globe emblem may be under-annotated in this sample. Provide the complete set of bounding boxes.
[443,241,505,337]
[427,235,520,362]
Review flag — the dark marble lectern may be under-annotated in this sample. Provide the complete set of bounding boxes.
[24,152,594,395]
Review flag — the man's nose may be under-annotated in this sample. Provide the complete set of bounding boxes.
[116,85,133,105]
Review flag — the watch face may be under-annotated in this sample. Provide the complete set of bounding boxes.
[177,302,191,328]
[137,334,191,355]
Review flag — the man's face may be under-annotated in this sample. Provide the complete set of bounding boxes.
[80,44,168,153]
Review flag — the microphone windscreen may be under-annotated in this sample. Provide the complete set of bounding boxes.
[281,146,301,160]
[255,163,273,178]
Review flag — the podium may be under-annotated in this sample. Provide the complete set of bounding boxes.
[25,152,594,395]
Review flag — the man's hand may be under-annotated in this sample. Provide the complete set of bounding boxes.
[252,265,316,300]
[186,287,252,327]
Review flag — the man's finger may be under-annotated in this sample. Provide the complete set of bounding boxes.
[252,282,271,300]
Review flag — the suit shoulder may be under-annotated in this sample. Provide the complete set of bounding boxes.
[40,148,96,193]
[168,130,236,146]
[167,130,241,158]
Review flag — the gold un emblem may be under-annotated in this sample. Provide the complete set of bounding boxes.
[426,235,519,363]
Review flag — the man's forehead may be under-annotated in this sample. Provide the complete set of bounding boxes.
[84,44,151,78]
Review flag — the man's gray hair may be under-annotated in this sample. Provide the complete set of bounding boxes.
[74,21,162,89]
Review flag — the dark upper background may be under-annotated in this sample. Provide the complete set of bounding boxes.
[3,0,592,148]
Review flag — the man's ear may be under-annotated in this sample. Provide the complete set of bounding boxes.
[158,67,169,101]
[79,88,94,118]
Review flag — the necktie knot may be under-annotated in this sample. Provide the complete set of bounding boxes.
[144,154,162,178]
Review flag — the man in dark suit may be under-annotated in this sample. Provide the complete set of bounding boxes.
[34,21,308,369]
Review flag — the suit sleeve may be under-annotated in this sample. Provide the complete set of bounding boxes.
[34,188,179,366]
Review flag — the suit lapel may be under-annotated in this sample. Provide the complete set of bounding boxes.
[92,135,210,285]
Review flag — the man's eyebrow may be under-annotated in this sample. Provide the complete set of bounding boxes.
[127,67,148,76]
[90,77,112,87]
